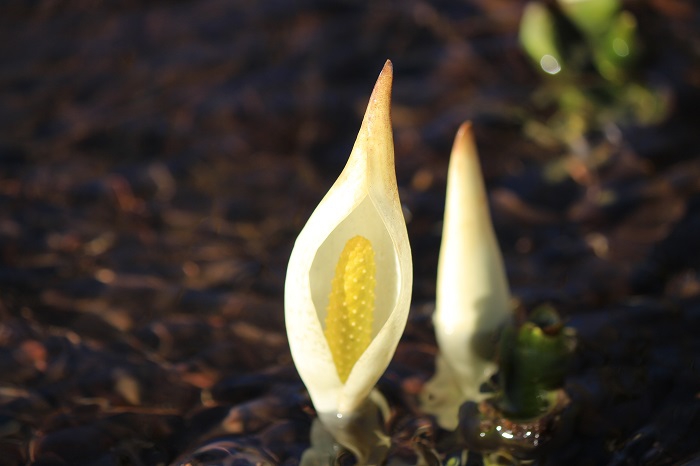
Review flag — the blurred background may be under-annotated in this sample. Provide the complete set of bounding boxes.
[1,1,699,465]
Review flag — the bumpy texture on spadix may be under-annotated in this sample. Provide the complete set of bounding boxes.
[324,236,376,383]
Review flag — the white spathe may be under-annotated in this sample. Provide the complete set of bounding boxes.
[285,60,412,418]
[423,122,512,430]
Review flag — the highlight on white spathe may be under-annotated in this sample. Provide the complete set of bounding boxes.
[284,60,412,463]
[421,122,513,430]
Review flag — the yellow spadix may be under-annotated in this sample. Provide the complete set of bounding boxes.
[325,235,376,383]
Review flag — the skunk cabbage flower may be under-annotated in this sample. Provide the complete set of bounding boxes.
[422,122,512,430]
[285,61,412,460]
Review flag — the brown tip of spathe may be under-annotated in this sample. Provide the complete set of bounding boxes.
[383,59,393,73]
[365,60,393,123]
[456,121,472,137]
[452,121,477,161]
[374,60,393,93]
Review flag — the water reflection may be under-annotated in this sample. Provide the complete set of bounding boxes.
[539,54,562,75]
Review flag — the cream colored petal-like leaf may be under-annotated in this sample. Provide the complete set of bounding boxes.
[425,122,512,429]
[285,61,412,418]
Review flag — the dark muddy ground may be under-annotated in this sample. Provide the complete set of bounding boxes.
[1,1,700,465]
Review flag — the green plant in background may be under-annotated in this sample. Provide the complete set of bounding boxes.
[285,61,413,465]
[519,0,669,156]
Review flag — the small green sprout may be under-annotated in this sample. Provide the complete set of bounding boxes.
[497,304,575,420]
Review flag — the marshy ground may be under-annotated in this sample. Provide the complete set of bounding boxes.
[1,1,699,465]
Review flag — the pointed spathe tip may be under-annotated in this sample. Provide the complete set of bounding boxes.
[456,121,472,137]
[367,60,393,112]
[377,60,393,83]
[382,59,393,74]
[451,121,477,161]
[446,121,487,212]
[352,60,395,179]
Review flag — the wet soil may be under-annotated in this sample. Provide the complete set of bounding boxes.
[1,1,700,465]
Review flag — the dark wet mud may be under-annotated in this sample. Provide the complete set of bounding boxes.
[1,1,699,465]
